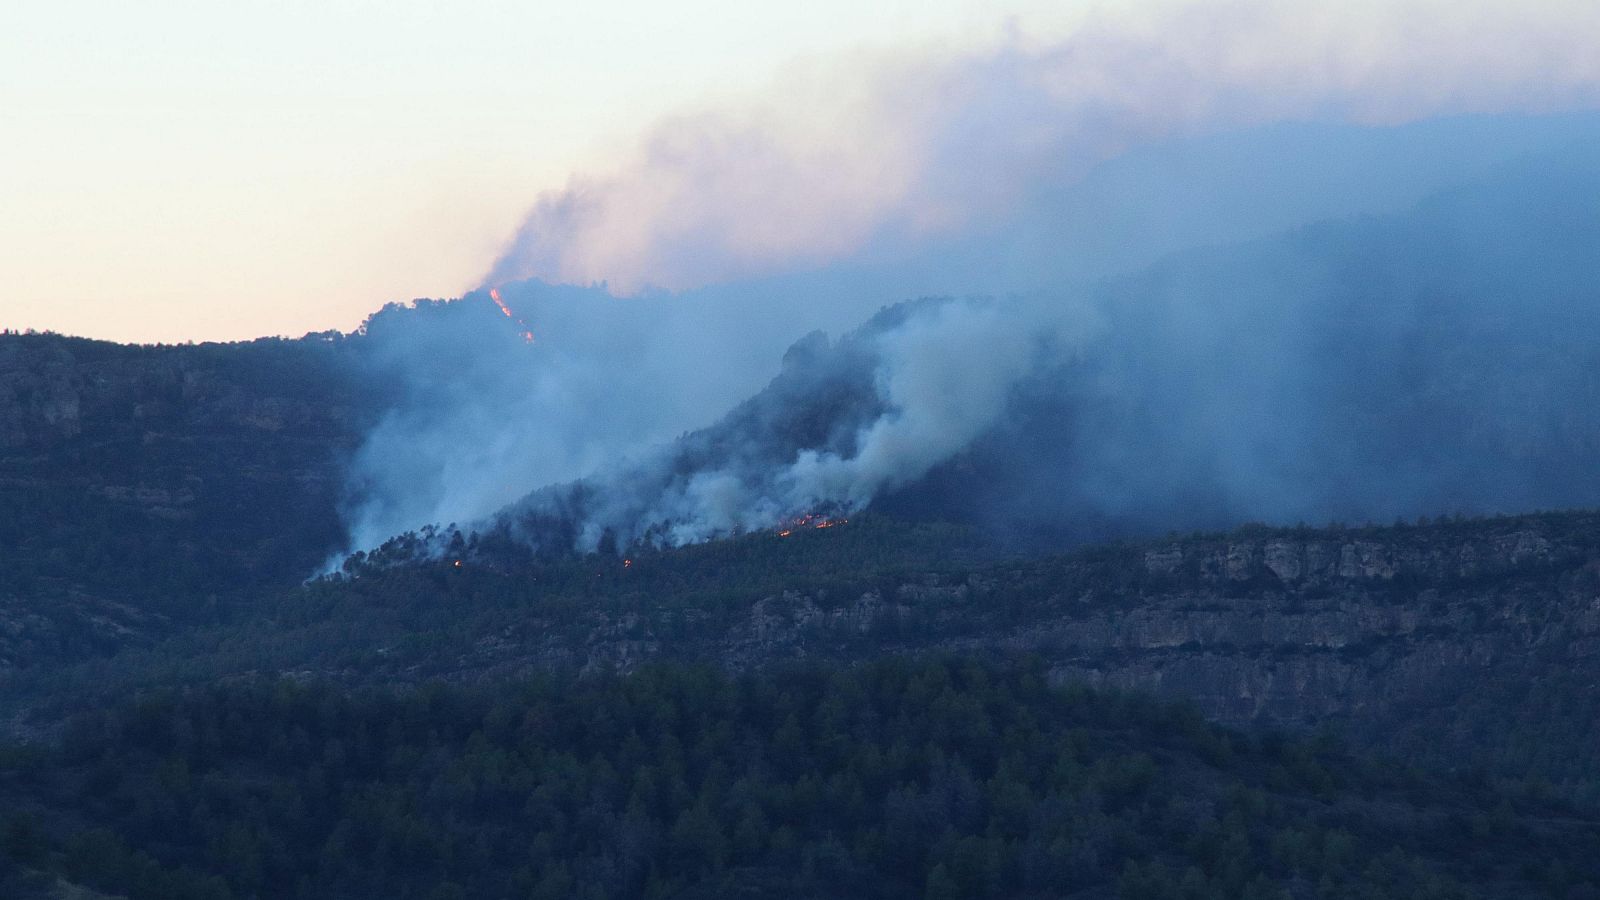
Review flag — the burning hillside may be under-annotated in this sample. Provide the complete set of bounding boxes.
[776,513,848,537]
[488,287,536,344]
[332,148,1600,571]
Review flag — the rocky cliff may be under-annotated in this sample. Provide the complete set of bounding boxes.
[337,513,1598,790]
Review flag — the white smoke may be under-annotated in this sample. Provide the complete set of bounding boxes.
[485,0,1600,293]
[550,296,1083,550]
[778,300,1060,512]
[336,0,1600,560]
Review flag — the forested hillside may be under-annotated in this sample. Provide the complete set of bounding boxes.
[0,332,379,669]
[8,10,1600,898]
[6,658,1598,900]
[2,510,1598,812]
[8,340,1600,899]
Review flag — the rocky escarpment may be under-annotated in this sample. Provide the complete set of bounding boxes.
[1041,525,1588,720]
[896,517,1600,783]
[368,513,1600,787]
[0,333,364,453]
[12,508,1600,789]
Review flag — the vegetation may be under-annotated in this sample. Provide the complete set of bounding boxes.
[0,333,374,626]
[11,510,1600,803]
[6,657,1598,899]
[10,327,1600,898]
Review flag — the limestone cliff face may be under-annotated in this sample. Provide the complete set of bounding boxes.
[512,521,1590,714]
[424,514,1600,779]
[0,333,368,461]
[1029,527,1587,735]
[987,521,1600,779]
[1051,527,1581,723]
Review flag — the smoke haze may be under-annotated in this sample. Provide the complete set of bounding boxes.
[486,0,1600,293]
[335,0,1600,560]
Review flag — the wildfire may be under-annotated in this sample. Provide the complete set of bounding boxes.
[489,287,513,318]
[775,513,848,537]
[488,287,536,344]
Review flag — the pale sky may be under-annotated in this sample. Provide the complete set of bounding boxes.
[0,0,1085,343]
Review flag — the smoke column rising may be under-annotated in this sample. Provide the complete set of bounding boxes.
[336,0,1600,559]
[485,0,1600,293]
[480,154,1600,556]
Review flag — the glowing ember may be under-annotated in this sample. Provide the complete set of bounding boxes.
[775,513,847,536]
[488,287,512,318]
[488,287,536,344]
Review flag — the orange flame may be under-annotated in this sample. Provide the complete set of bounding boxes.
[488,287,536,344]
[775,513,847,536]
[488,287,512,317]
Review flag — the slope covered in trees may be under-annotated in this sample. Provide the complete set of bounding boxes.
[0,332,382,671]
[10,510,1600,808]
[6,657,1598,900]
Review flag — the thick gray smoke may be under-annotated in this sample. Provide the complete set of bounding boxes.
[464,146,1600,555]
[333,0,1600,560]
[340,113,1600,559]
[498,295,1085,552]
[485,0,1600,293]
[921,152,1600,543]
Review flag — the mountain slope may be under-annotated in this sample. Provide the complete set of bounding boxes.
[7,511,1600,804]
[0,332,387,669]
[417,151,1600,557]
[6,658,1599,899]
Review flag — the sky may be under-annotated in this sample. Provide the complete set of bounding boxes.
[9,1,1594,550]
[5,0,1598,346]
[0,0,1089,344]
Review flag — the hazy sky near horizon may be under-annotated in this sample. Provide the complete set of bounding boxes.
[4,0,1599,345]
[0,0,1090,344]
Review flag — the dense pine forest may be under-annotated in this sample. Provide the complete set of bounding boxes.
[6,658,1599,900]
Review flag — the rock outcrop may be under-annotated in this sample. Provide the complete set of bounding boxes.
[391,513,1600,783]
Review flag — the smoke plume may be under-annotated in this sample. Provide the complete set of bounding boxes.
[463,151,1600,556]
[336,0,1600,560]
[486,0,1600,293]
